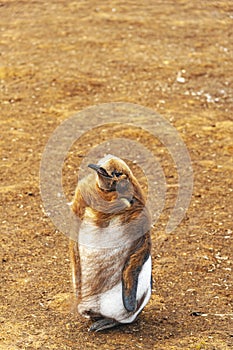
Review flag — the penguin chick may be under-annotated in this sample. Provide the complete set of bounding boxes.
[70,154,152,332]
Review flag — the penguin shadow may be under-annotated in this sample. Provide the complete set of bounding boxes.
[67,311,180,345]
[67,292,180,340]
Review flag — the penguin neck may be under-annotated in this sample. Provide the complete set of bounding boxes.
[96,183,115,193]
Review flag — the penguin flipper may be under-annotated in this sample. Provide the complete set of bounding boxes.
[122,232,151,312]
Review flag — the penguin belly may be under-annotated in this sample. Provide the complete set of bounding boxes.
[77,218,151,323]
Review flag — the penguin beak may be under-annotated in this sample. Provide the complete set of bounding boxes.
[88,164,112,178]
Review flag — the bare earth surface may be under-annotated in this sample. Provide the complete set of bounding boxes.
[1,1,233,349]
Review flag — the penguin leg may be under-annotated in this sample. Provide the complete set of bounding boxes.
[89,318,120,332]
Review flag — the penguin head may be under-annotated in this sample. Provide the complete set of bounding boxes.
[88,155,133,195]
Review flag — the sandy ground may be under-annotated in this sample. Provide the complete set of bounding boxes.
[1,1,233,349]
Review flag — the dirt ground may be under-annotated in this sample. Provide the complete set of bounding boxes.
[1,1,233,349]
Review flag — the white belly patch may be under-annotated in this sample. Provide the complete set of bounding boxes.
[99,256,151,323]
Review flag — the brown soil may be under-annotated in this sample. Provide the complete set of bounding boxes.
[1,1,233,349]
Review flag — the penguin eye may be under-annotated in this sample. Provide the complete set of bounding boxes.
[112,171,123,178]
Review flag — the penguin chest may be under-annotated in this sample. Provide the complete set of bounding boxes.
[78,216,129,298]
[78,209,126,249]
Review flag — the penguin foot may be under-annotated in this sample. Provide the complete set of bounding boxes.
[89,318,120,332]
